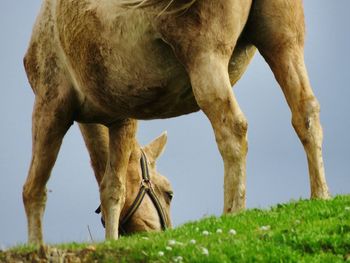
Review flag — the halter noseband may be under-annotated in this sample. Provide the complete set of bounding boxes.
[95,150,168,234]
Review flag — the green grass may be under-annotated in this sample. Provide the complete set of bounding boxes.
[2,195,349,262]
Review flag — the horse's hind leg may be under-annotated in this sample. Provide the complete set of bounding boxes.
[247,0,330,198]
[23,97,73,245]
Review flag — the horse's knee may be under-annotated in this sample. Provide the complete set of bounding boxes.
[216,114,248,161]
[22,182,47,211]
[232,115,248,156]
[221,114,248,140]
[100,175,126,207]
[22,184,31,208]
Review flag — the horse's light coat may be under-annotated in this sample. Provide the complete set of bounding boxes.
[23,0,330,244]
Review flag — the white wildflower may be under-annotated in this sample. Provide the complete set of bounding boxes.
[201,247,209,256]
[158,251,164,257]
[174,256,183,262]
[295,220,301,224]
[142,237,149,240]
[216,228,223,234]
[168,239,177,246]
[228,229,237,235]
[189,239,196,244]
[202,230,209,236]
[260,225,271,231]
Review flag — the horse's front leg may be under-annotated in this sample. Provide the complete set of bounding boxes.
[79,123,109,186]
[100,119,137,239]
[23,98,73,245]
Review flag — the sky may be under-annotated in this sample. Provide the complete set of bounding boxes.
[0,1,349,247]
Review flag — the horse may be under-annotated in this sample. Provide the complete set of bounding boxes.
[23,0,330,244]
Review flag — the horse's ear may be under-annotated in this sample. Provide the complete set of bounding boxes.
[143,131,167,162]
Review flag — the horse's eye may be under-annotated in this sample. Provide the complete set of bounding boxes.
[166,191,174,201]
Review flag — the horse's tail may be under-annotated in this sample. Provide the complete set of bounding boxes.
[119,0,197,15]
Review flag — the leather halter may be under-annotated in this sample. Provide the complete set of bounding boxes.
[95,150,168,234]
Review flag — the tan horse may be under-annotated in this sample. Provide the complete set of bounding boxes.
[24,0,330,244]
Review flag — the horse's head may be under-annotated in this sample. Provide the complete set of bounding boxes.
[95,132,172,235]
[121,132,173,234]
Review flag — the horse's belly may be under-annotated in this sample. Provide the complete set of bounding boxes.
[77,79,199,123]
[125,75,199,120]
[75,40,199,121]
[57,2,199,121]
[99,46,198,119]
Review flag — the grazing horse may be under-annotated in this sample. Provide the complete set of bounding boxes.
[23,0,330,244]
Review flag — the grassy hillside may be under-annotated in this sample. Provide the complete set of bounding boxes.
[1,195,349,262]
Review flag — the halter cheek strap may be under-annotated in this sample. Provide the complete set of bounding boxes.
[95,150,168,233]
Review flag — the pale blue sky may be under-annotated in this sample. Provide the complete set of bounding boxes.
[0,1,349,247]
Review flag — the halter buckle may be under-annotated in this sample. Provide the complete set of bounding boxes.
[141,178,152,189]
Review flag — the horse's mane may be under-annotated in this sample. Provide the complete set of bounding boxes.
[119,0,197,15]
